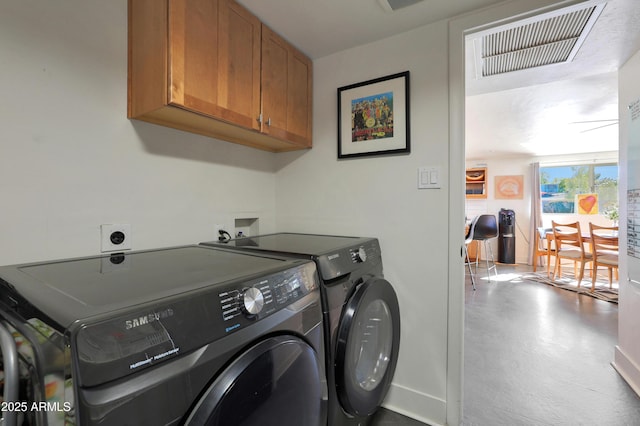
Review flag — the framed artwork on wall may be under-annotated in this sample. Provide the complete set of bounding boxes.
[577,193,599,214]
[337,71,410,159]
[495,175,524,199]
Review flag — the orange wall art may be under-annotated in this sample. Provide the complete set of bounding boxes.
[495,175,524,200]
[577,193,599,215]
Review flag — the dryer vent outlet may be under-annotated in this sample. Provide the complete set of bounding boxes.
[101,224,132,252]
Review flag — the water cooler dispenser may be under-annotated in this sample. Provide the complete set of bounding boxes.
[498,208,516,264]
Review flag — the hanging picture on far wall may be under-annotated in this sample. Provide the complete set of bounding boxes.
[337,71,410,159]
[577,193,599,215]
[495,175,524,199]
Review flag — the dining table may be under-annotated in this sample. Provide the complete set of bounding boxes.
[544,228,619,247]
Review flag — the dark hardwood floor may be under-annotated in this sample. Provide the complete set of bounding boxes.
[463,264,640,425]
[373,263,640,425]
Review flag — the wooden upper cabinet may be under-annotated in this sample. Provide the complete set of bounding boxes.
[466,167,487,199]
[261,25,313,147]
[128,0,312,152]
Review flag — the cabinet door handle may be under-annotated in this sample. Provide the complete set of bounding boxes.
[257,114,271,126]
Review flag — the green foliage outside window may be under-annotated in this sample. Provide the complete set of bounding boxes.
[540,164,618,214]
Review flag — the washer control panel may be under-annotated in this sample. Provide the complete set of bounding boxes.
[74,260,318,387]
[350,246,368,263]
[219,261,317,324]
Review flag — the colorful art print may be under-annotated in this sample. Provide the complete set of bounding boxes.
[351,92,394,142]
[338,71,410,159]
[577,193,599,215]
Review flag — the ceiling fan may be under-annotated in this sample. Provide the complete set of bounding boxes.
[569,119,618,133]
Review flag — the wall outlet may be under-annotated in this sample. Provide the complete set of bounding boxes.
[101,224,132,252]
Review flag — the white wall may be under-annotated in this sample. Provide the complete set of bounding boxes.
[0,0,278,265]
[275,22,452,425]
[614,47,640,396]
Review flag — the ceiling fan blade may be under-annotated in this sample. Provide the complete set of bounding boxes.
[570,119,618,125]
[579,122,619,133]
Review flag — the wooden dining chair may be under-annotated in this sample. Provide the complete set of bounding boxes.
[551,221,592,286]
[589,222,619,291]
[532,227,555,278]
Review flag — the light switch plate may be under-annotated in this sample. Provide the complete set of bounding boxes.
[418,166,441,189]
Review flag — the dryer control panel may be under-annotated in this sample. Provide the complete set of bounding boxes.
[73,261,318,387]
[316,239,381,280]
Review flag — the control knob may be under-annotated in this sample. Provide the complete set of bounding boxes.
[241,287,264,316]
[352,247,367,263]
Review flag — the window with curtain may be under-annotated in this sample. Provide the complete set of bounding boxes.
[540,163,618,218]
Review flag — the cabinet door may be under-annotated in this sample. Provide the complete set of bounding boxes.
[217,0,261,130]
[261,25,312,147]
[168,0,261,130]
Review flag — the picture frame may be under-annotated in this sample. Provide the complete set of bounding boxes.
[495,175,524,200]
[337,71,410,159]
[577,193,599,215]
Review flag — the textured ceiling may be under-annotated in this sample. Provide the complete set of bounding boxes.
[465,0,640,159]
[237,0,505,59]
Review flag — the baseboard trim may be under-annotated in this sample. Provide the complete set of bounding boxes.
[382,382,446,426]
[612,345,640,397]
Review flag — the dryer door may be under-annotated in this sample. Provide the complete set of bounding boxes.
[335,276,401,416]
[185,335,325,426]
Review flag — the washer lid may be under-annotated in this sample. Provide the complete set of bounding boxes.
[0,246,301,329]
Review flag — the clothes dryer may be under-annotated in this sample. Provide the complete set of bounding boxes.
[202,233,400,426]
[0,245,326,426]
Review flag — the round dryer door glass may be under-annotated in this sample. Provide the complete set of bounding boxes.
[185,335,325,426]
[335,277,401,417]
[350,299,392,391]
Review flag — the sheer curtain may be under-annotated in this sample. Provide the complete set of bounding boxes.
[529,162,543,266]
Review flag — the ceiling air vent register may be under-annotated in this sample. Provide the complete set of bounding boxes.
[378,0,425,13]
[475,3,605,77]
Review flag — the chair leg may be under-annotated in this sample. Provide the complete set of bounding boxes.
[553,257,561,280]
[484,240,498,281]
[577,261,586,288]
[592,264,598,291]
[464,245,476,290]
